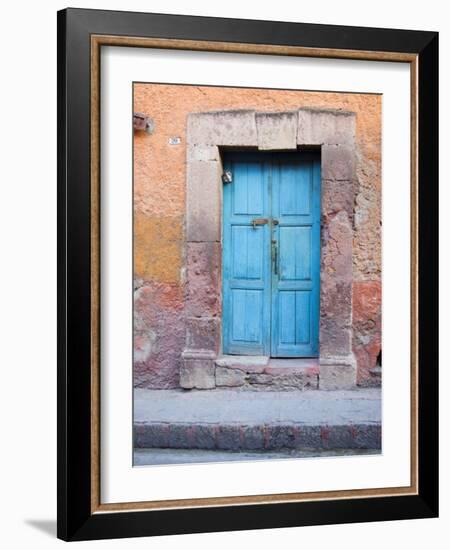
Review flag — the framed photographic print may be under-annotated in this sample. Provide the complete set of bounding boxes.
[57,8,438,541]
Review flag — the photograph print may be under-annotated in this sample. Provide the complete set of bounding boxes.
[132,82,382,466]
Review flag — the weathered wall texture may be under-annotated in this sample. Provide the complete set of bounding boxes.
[133,83,382,388]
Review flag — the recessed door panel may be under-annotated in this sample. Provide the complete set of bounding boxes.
[231,289,263,344]
[279,164,312,216]
[279,226,312,281]
[231,226,264,280]
[232,161,265,215]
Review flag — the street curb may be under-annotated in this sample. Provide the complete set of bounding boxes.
[134,422,381,451]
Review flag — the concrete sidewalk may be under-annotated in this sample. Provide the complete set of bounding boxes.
[134,388,381,452]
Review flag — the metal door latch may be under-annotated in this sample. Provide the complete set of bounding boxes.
[272,240,278,275]
[222,170,233,184]
[251,218,269,229]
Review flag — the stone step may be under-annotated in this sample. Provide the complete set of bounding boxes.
[214,356,320,390]
[134,388,381,451]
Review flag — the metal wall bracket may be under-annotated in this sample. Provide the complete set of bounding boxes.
[222,170,233,184]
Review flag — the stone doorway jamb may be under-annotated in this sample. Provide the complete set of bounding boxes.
[181,108,357,390]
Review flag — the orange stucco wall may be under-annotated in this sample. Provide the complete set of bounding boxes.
[133,83,381,388]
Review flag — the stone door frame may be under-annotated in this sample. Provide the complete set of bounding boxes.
[181,108,357,390]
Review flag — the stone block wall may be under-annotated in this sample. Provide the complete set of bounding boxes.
[133,84,381,389]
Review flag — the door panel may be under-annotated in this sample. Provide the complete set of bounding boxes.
[232,159,265,215]
[271,154,321,357]
[278,225,312,281]
[278,290,311,345]
[223,153,271,355]
[231,225,264,280]
[231,289,264,343]
[279,164,312,216]
[222,152,320,357]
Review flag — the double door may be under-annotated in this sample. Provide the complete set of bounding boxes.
[222,151,321,357]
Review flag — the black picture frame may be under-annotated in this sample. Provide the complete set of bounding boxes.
[57,7,438,541]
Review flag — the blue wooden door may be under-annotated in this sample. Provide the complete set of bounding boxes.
[222,152,271,355]
[222,152,320,357]
[270,154,321,357]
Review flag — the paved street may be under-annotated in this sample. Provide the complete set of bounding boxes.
[134,447,379,466]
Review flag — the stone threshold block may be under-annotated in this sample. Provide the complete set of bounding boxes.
[214,356,320,391]
[180,352,356,391]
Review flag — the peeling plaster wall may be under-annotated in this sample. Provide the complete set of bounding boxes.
[133,83,382,388]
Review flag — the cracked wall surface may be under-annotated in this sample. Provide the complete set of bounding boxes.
[133,83,382,388]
